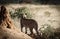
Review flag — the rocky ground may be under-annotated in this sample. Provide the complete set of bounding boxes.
[0,5,32,39]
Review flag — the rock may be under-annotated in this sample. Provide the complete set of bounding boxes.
[0,5,32,39]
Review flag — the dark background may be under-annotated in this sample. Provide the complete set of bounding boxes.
[0,0,60,5]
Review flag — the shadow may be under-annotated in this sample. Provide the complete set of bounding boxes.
[27,31,60,39]
[27,33,46,39]
[0,0,60,5]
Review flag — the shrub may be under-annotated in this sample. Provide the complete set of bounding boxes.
[10,7,32,19]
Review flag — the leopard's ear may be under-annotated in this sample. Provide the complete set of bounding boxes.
[25,13,27,15]
[1,5,6,12]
